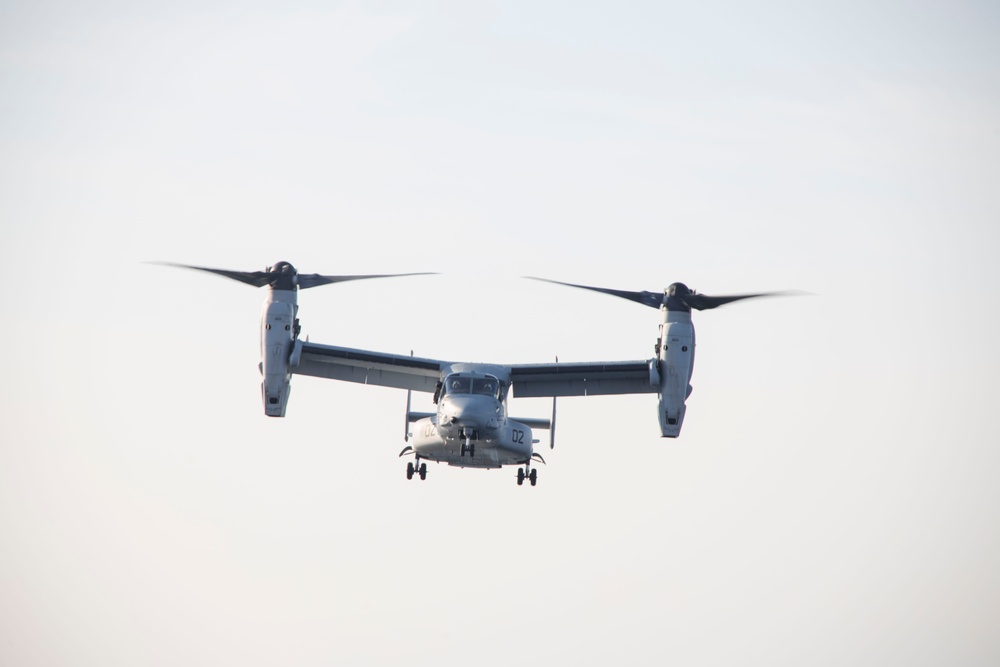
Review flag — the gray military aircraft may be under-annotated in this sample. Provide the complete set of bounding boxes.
[156,261,786,486]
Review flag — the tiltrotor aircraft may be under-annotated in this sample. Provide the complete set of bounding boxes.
[156,261,786,486]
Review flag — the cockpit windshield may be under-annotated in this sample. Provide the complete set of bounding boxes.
[444,374,500,398]
[445,376,471,394]
[472,378,497,396]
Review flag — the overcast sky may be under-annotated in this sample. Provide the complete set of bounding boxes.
[2,1,999,665]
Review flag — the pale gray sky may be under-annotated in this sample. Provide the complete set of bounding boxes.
[2,1,999,665]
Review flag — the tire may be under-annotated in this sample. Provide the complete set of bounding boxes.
[529,469,537,486]
[406,462,414,480]
[517,468,525,486]
[418,463,427,480]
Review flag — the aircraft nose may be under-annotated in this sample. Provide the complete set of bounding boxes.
[440,395,495,428]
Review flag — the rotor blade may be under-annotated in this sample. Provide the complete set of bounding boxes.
[149,262,272,287]
[297,272,437,289]
[526,277,663,309]
[683,291,792,310]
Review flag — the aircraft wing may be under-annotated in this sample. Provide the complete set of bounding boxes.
[291,341,445,393]
[509,359,659,398]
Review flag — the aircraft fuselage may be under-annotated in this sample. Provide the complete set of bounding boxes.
[409,369,535,468]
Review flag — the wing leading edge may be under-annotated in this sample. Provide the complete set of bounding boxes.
[509,360,659,398]
[293,341,445,392]
[294,341,658,398]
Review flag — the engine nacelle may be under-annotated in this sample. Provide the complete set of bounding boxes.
[260,290,297,417]
[657,310,696,437]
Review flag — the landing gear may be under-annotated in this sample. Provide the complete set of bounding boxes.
[517,466,538,487]
[460,433,475,458]
[406,460,427,481]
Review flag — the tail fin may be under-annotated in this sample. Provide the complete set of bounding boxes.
[403,389,435,441]
[404,390,411,442]
[515,397,558,449]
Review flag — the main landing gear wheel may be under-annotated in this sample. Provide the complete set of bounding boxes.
[460,442,476,457]
[517,467,537,486]
[406,461,428,481]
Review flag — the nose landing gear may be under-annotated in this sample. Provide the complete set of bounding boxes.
[459,431,476,458]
